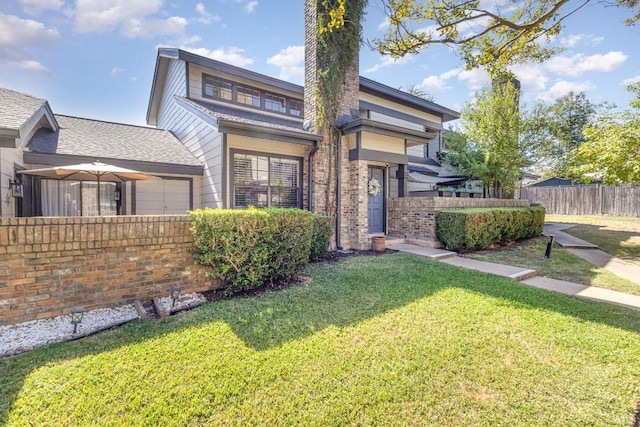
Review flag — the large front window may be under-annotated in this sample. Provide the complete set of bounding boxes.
[233,152,301,208]
[41,179,117,216]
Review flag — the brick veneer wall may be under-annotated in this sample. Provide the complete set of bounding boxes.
[0,216,218,326]
[388,197,532,248]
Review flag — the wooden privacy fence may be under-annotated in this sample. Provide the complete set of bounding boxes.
[519,184,640,217]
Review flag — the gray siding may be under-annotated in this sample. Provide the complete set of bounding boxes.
[157,59,223,208]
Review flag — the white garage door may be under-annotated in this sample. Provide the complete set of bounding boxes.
[135,179,191,215]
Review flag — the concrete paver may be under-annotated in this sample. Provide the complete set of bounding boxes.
[567,248,640,286]
[439,256,537,281]
[542,224,598,249]
[522,276,588,295]
[391,242,640,312]
[387,244,456,260]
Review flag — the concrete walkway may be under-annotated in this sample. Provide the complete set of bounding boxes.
[543,223,640,286]
[387,242,640,312]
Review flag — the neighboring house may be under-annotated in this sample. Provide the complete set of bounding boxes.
[528,177,573,187]
[147,48,459,248]
[0,87,203,217]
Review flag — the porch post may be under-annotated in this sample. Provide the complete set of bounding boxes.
[396,164,408,197]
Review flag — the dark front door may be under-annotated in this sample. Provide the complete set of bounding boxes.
[367,167,385,233]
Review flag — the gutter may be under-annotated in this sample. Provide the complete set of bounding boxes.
[308,141,319,212]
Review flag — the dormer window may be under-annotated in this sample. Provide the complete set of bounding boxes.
[237,85,261,107]
[265,93,286,113]
[203,76,232,101]
[201,73,303,118]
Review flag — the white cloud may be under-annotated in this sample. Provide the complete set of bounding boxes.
[417,68,462,91]
[11,59,51,75]
[195,3,221,24]
[120,16,187,38]
[457,67,491,91]
[545,51,628,77]
[244,1,258,13]
[537,80,595,101]
[267,45,304,81]
[181,46,254,67]
[623,75,640,85]
[0,13,58,73]
[111,67,124,77]
[19,0,64,15]
[377,18,390,31]
[365,55,412,74]
[559,34,583,48]
[74,0,189,38]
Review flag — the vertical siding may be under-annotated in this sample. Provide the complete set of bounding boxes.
[156,59,223,208]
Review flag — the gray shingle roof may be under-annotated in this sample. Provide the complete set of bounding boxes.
[180,97,316,136]
[0,87,48,130]
[27,115,201,166]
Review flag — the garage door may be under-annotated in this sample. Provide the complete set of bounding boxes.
[135,179,191,215]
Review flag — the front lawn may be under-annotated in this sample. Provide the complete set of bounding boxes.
[465,237,640,296]
[2,254,640,426]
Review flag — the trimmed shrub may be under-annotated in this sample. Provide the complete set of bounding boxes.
[190,207,314,294]
[437,206,545,251]
[309,215,332,261]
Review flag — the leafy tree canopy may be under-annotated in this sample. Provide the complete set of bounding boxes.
[524,91,599,177]
[371,0,640,76]
[567,83,640,184]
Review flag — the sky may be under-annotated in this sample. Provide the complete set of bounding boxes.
[1,0,639,127]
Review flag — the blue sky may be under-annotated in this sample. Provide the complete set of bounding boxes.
[1,0,639,126]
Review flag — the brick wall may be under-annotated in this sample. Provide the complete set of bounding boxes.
[0,216,218,326]
[388,197,532,247]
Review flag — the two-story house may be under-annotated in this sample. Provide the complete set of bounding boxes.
[146,47,459,249]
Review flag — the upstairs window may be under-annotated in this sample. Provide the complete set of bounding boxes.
[265,93,286,113]
[289,99,303,117]
[202,73,303,118]
[237,85,261,107]
[203,76,232,101]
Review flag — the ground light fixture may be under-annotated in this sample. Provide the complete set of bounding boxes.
[70,307,86,334]
[170,286,181,308]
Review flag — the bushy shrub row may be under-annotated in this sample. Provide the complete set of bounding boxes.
[189,207,331,294]
[437,206,545,251]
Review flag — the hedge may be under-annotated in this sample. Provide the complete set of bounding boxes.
[190,207,319,294]
[310,215,332,261]
[437,206,545,251]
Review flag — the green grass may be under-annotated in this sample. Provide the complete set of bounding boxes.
[2,254,640,426]
[466,237,640,296]
[545,214,640,232]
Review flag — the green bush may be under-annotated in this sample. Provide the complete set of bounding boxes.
[189,207,315,294]
[309,215,332,261]
[437,206,545,251]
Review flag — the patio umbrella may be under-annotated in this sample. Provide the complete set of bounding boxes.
[18,160,157,215]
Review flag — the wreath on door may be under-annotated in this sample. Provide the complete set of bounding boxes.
[367,177,381,196]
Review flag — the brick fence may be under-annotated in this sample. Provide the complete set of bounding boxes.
[388,197,532,247]
[0,216,218,326]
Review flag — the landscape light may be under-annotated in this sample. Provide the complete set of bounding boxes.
[70,307,86,334]
[170,286,181,308]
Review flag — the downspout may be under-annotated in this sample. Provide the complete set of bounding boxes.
[336,134,342,250]
[308,141,319,212]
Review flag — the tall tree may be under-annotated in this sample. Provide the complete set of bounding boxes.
[525,92,598,177]
[566,83,640,184]
[371,0,640,77]
[453,80,527,198]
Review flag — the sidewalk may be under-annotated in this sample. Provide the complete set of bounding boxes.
[543,223,640,286]
[388,243,640,312]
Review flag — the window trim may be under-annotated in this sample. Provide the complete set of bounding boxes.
[230,149,303,209]
[202,73,303,118]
